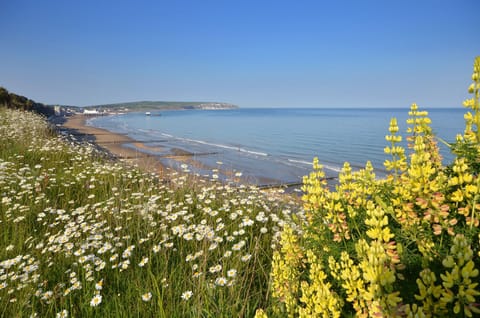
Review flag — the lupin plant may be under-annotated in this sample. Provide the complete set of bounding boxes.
[271,225,305,316]
[269,57,480,317]
[384,117,407,179]
[453,56,480,171]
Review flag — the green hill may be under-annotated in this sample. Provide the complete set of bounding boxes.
[84,101,238,111]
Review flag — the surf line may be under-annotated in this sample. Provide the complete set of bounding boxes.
[162,133,269,157]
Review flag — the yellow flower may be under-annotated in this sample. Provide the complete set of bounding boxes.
[271,225,303,315]
[451,189,464,202]
[254,309,268,318]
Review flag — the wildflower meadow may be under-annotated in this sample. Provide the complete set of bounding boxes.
[1,56,479,317]
[0,106,302,317]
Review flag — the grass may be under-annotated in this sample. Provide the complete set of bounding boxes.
[0,108,302,317]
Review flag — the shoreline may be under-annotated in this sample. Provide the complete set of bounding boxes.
[57,114,168,177]
[55,114,308,192]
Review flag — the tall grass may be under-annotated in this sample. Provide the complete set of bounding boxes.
[0,108,303,317]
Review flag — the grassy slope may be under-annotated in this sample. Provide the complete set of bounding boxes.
[0,108,300,317]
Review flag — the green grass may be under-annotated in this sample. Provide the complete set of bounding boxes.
[0,108,301,317]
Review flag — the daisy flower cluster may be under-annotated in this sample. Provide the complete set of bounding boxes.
[0,108,304,317]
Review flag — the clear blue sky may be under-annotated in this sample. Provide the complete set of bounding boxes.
[1,0,479,108]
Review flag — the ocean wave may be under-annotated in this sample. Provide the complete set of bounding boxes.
[287,159,342,173]
[238,148,268,156]
[161,134,268,157]
[323,164,342,173]
[287,159,312,166]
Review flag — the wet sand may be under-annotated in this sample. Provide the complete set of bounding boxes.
[60,115,167,177]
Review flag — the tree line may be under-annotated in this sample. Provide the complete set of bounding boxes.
[0,86,54,117]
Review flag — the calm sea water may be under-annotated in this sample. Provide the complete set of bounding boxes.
[87,108,466,185]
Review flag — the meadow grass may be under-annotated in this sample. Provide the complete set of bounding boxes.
[0,108,303,317]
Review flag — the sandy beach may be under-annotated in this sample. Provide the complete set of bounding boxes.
[58,115,235,182]
[60,114,167,177]
[57,114,301,189]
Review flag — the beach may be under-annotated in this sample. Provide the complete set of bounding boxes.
[59,114,168,177]
[57,114,295,189]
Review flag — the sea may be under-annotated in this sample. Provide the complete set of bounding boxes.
[87,107,466,186]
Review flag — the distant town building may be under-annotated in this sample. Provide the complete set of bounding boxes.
[54,105,63,116]
[83,109,100,115]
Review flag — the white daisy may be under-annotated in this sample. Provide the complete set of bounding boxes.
[90,294,102,307]
[95,279,103,291]
[141,292,152,302]
[181,290,193,301]
[227,269,237,278]
[215,277,227,286]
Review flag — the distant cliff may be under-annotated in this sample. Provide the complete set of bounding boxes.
[83,101,238,112]
[0,87,54,117]
[195,103,238,110]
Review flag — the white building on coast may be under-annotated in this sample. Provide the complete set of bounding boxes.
[83,109,100,115]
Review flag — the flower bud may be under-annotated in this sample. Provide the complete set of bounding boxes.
[468,83,475,93]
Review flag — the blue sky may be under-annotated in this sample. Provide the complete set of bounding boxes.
[0,0,479,108]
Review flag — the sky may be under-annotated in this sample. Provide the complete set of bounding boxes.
[0,0,479,108]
